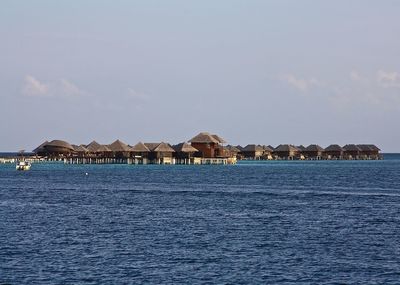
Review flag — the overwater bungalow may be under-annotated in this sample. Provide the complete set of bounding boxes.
[72,144,89,156]
[241,144,265,160]
[172,142,199,164]
[108,139,133,159]
[262,145,274,160]
[86,140,102,153]
[224,145,241,159]
[324,144,343,160]
[303,144,325,160]
[131,142,150,164]
[273,144,299,160]
[343,144,361,160]
[296,145,306,152]
[357,144,381,160]
[188,132,226,158]
[144,142,175,164]
[43,140,74,158]
[32,140,49,156]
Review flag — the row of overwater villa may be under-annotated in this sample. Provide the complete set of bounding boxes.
[31,132,382,165]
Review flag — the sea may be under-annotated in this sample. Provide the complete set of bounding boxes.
[1,154,400,284]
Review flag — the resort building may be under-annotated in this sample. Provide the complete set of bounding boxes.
[241,144,265,160]
[131,142,150,164]
[324,144,343,160]
[144,142,175,164]
[343,144,361,160]
[30,135,382,164]
[224,145,241,159]
[357,144,381,160]
[172,142,199,164]
[109,139,133,160]
[188,132,226,158]
[303,144,325,160]
[273,144,300,160]
[42,140,74,158]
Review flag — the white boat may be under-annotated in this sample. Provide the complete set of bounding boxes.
[16,160,31,171]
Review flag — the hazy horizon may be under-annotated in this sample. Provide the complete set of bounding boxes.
[1,1,400,152]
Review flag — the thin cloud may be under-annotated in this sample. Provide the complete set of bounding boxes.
[280,74,319,92]
[22,75,50,97]
[22,75,88,98]
[330,70,400,110]
[377,70,400,88]
[59,79,88,97]
[350,71,364,82]
[127,88,149,102]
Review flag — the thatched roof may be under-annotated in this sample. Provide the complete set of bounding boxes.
[44,140,74,151]
[96,145,112,152]
[145,142,175,152]
[357,144,381,151]
[86,141,101,152]
[296,145,306,151]
[267,145,275,151]
[131,142,150,152]
[32,140,49,153]
[262,145,274,152]
[343,144,361,151]
[144,143,159,151]
[72,144,89,152]
[109,139,132,152]
[368,144,380,151]
[243,144,264,152]
[211,134,226,144]
[305,144,325,152]
[154,142,175,152]
[225,145,241,153]
[189,132,222,144]
[274,144,299,152]
[236,145,245,151]
[173,142,198,153]
[325,144,343,152]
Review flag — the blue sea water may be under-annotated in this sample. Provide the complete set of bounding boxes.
[1,155,400,284]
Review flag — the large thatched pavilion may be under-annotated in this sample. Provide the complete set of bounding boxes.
[188,132,226,158]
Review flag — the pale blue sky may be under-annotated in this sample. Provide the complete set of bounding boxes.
[1,1,399,151]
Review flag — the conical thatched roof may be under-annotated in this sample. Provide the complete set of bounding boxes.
[343,144,361,151]
[325,144,343,152]
[357,144,381,151]
[131,142,150,152]
[296,145,306,151]
[173,142,198,153]
[73,144,89,152]
[274,144,299,152]
[189,132,220,144]
[154,142,175,152]
[44,140,74,151]
[144,143,159,151]
[267,145,275,151]
[262,145,274,152]
[305,144,325,152]
[225,145,241,153]
[109,139,132,152]
[367,144,380,151]
[243,144,264,152]
[32,140,49,153]
[145,142,175,152]
[86,141,101,152]
[236,145,244,151]
[211,134,226,144]
[96,145,112,152]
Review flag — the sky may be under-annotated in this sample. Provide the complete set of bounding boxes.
[1,0,399,152]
